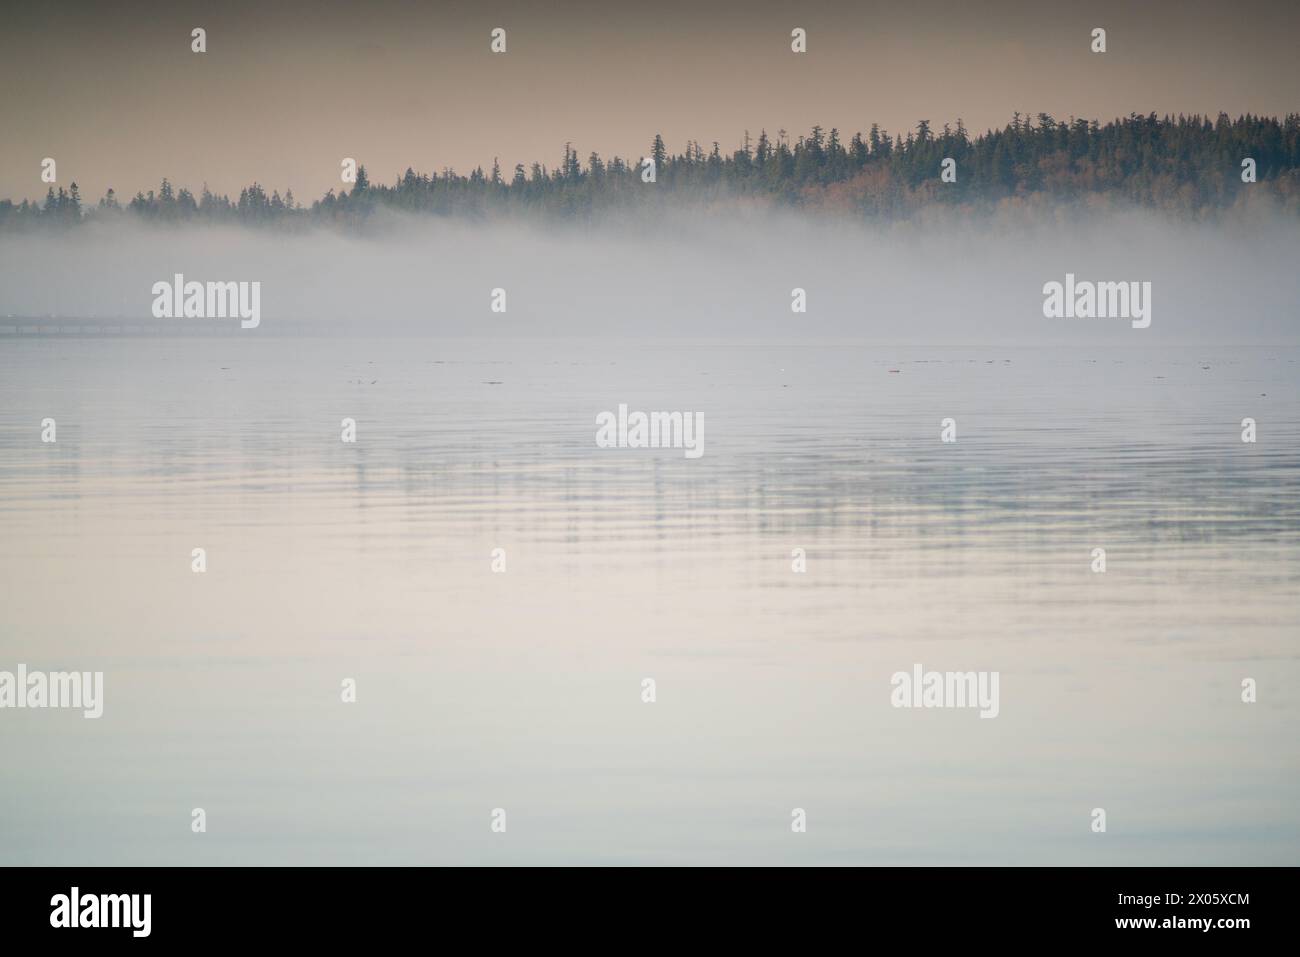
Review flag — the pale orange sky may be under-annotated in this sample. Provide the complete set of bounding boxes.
[2,0,1297,204]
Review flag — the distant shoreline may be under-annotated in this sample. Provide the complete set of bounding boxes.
[4,113,1298,229]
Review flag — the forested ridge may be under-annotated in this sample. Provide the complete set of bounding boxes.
[5,111,1299,229]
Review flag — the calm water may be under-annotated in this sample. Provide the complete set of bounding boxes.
[1,335,1297,865]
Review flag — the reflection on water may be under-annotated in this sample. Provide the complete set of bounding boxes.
[1,337,1297,865]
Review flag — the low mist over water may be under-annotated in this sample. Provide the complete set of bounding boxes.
[3,209,1299,343]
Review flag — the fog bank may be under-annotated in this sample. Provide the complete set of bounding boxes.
[2,209,1297,344]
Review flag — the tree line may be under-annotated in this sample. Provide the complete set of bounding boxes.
[3,112,1298,229]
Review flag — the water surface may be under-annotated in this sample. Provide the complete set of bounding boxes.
[1,336,1297,864]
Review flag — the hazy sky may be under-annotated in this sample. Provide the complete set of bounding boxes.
[3,0,1298,203]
